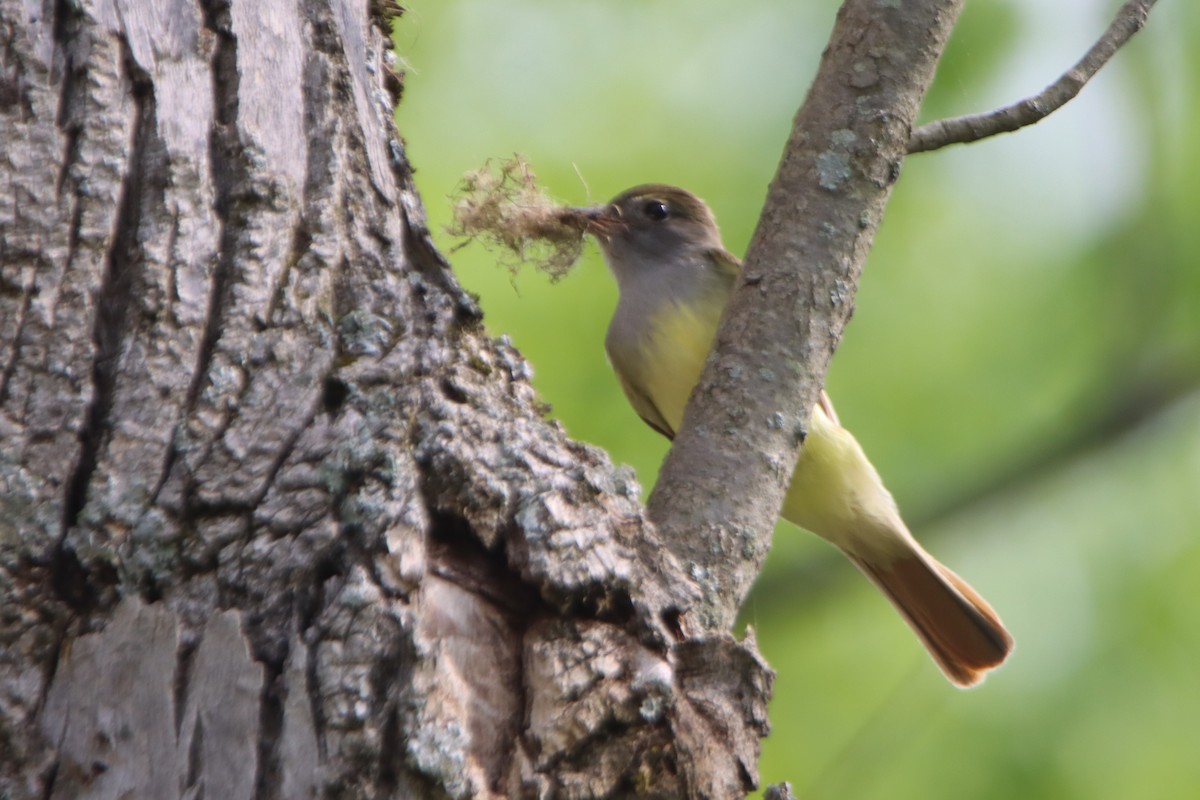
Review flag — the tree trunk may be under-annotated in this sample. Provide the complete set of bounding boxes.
[0,1,770,798]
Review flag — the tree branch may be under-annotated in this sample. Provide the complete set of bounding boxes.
[909,0,1157,154]
[646,0,965,631]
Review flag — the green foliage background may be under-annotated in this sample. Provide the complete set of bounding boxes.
[394,1,1200,796]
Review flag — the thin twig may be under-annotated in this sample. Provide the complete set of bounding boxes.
[908,0,1157,154]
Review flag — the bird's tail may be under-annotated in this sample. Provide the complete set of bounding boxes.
[847,545,1013,688]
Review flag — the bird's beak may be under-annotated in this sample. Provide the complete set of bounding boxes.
[569,205,621,240]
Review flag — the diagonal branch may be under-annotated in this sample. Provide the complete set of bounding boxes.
[908,0,1158,154]
[646,0,966,631]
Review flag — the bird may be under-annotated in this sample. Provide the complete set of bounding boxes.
[580,183,1013,687]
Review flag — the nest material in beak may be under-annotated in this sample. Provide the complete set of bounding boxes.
[572,205,623,240]
[448,156,595,281]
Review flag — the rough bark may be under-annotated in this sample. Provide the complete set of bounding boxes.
[0,1,770,798]
[649,0,965,629]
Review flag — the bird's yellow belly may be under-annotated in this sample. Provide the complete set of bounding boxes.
[782,407,902,557]
[638,305,901,556]
[636,304,715,430]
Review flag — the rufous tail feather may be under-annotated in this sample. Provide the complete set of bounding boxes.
[848,549,1013,687]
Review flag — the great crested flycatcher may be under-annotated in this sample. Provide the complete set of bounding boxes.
[581,184,1012,687]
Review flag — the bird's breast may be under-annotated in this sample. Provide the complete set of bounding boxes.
[607,295,724,433]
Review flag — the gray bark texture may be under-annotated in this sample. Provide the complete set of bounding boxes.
[0,1,771,798]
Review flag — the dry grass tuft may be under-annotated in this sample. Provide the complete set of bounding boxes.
[448,156,593,281]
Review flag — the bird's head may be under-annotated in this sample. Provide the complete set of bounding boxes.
[577,185,724,281]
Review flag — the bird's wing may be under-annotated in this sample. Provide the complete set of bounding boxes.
[614,370,676,440]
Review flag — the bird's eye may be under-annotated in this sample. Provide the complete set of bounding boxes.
[642,200,669,221]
